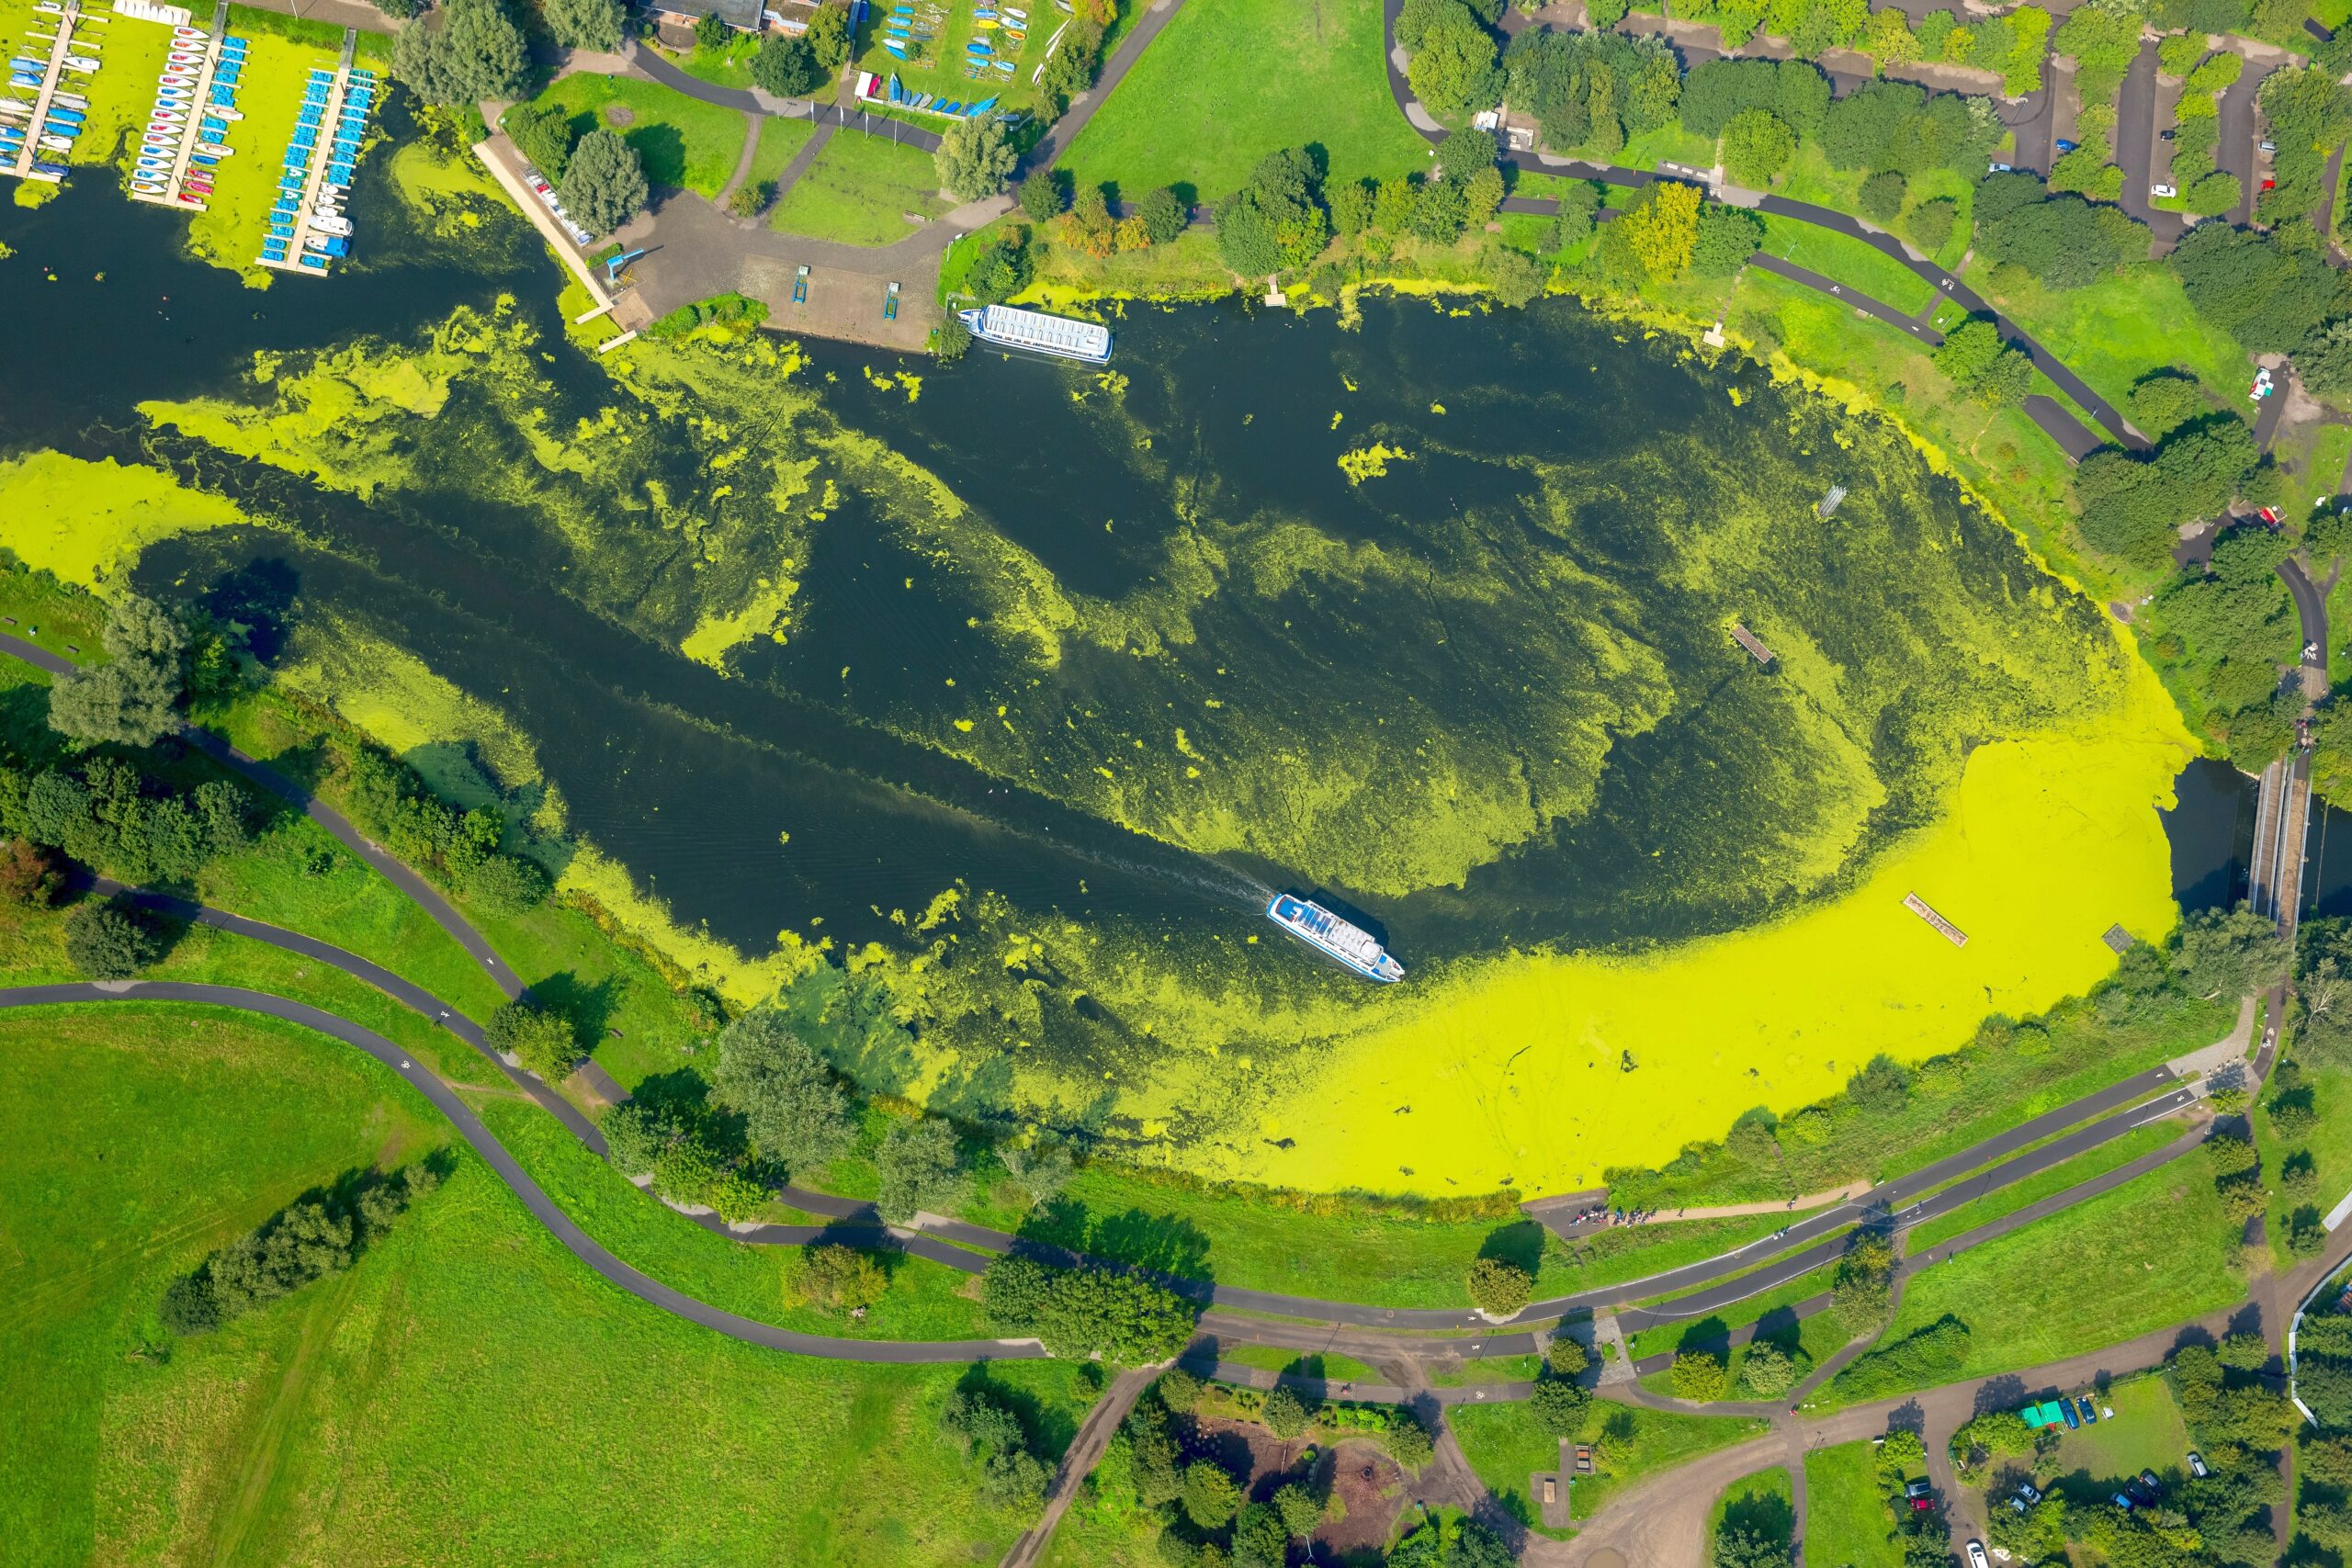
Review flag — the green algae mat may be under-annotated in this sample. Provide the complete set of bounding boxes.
[0,166,2201,1200]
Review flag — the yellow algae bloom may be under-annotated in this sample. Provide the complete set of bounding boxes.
[0,453,249,588]
[1264,671,2195,1196]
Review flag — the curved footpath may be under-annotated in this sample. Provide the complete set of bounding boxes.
[0,980,1042,1364]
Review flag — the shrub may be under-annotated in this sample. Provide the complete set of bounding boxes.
[487,1000,581,1081]
[791,1244,888,1314]
[463,852,548,912]
[1181,1460,1240,1529]
[1157,1366,1202,1412]
[0,838,60,907]
[64,896,162,979]
[1736,1340,1798,1397]
[1466,1256,1534,1316]
[1546,1336,1589,1377]
[1261,1384,1309,1438]
[1671,1348,1730,1400]
[1531,1373,1590,1434]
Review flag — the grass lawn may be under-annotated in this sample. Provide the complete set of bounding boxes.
[2046,1373,2189,1487]
[852,0,1057,120]
[1626,1261,1841,1360]
[773,130,947,245]
[1213,1343,1381,1382]
[1004,1163,1790,1310]
[670,34,762,91]
[743,111,817,198]
[1428,1351,1544,1387]
[2257,1056,2352,1268]
[1905,1121,2180,1253]
[532,73,750,198]
[1757,212,1935,314]
[1057,0,1432,203]
[1822,1160,2243,1406]
[480,1096,998,1341]
[185,28,339,286]
[1776,146,1975,271]
[4,1001,1099,1566]
[1804,1442,1906,1568]
[1708,1464,1795,1559]
[1451,1399,1769,1537]
[1961,261,2252,426]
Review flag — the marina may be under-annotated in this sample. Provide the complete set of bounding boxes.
[258,29,368,275]
[128,1,236,211]
[2,0,101,185]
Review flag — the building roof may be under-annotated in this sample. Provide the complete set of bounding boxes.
[648,0,764,29]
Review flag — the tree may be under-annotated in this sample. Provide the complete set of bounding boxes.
[2176,905,2291,999]
[1230,1502,1288,1568]
[1464,164,1505,228]
[710,1009,853,1174]
[1261,1384,1309,1438]
[544,0,625,51]
[751,33,825,97]
[1603,179,1702,280]
[792,1243,888,1314]
[999,1139,1073,1209]
[1859,169,1907,223]
[1671,1348,1730,1400]
[1736,1340,1798,1396]
[1017,167,1062,223]
[51,595,187,749]
[1691,203,1763,276]
[1408,4,1501,118]
[1549,179,1601,251]
[487,1000,581,1080]
[1467,1255,1533,1316]
[464,852,548,913]
[1714,1526,1790,1568]
[2185,172,2242,218]
[1272,1482,1321,1538]
[978,1255,1195,1363]
[935,117,1018,202]
[64,896,162,979]
[390,0,530,107]
[0,839,60,907]
[1215,147,1330,277]
[1546,1336,1589,1377]
[503,101,580,182]
[1485,243,1549,305]
[1905,197,1956,254]
[1934,318,2030,404]
[1531,1373,1590,1434]
[1182,1461,1240,1529]
[2170,219,2341,353]
[558,130,648,237]
[876,1116,967,1224]
[1134,186,1190,245]
[1721,107,1794,187]
[804,1,854,70]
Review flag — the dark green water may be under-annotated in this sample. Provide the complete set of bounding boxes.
[0,166,2146,1010]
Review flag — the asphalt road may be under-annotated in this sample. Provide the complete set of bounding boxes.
[2116,39,2163,231]
[2216,62,2269,229]
[2281,554,2328,682]
[1747,252,1945,344]
[0,980,1042,1363]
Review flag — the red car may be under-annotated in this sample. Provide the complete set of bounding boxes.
[2260,506,2284,525]
[2265,177,2278,191]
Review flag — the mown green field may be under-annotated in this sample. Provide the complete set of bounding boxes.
[1824,1160,2242,1406]
[1450,1399,1769,1537]
[772,130,947,244]
[532,73,750,197]
[1803,1441,1905,1568]
[1905,1120,2179,1253]
[1057,0,1431,201]
[1708,1463,1795,1559]
[4,1003,1097,1566]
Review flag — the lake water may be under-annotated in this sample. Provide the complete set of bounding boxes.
[0,156,2239,1175]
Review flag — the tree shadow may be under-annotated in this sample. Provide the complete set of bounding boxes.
[198,558,300,664]
[1674,1315,1733,1358]
[1751,1305,1802,1349]
[1721,1484,1795,1546]
[528,969,624,1046]
[1476,1219,1548,1277]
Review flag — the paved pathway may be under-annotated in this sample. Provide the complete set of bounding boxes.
[1748,252,1946,344]
[1000,1364,1161,1568]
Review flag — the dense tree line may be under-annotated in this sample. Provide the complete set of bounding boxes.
[391,0,530,107]
[0,753,251,889]
[161,1161,442,1335]
[979,1253,1196,1364]
[1501,25,1680,161]
[2074,414,2260,570]
[335,743,548,913]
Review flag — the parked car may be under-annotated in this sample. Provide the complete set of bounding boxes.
[1905,1478,1932,1499]
[2152,183,2178,198]
[2141,1470,2163,1495]
[2114,1492,2137,1511]
[2262,506,2286,525]
[2061,1399,2081,1429]
[2262,138,2278,153]
[2188,1451,2210,1478]
[2077,1396,2098,1424]
[2056,137,2078,152]
[2018,1481,2043,1506]
[1968,1542,1990,1568]
[2265,177,2278,190]
[1989,161,2014,173]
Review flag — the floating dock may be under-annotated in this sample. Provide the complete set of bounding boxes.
[257,29,368,276]
[3,0,99,185]
[129,1,233,211]
[1903,892,1968,947]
